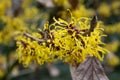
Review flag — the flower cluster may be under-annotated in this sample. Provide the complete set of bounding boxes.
[16,13,108,67]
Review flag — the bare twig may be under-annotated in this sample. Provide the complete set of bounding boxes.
[24,32,45,42]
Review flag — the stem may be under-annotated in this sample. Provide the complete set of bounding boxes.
[24,32,45,42]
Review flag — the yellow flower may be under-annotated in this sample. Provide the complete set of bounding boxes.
[16,12,108,66]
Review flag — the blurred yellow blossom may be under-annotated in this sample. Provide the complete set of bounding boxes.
[105,41,120,53]
[111,1,120,15]
[72,5,94,19]
[0,16,28,44]
[53,0,71,8]
[0,0,48,44]
[21,0,33,8]
[20,7,39,20]
[0,69,4,79]
[0,0,11,16]
[106,52,119,67]
[59,5,94,20]
[104,23,120,34]
[98,2,111,17]
[0,55,6,78]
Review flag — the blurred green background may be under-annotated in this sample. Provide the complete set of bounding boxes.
[0,0,120,80]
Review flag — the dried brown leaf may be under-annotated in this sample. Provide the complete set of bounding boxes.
[83,15,98,36]
[90,15,98,32]
[70,57,109,80]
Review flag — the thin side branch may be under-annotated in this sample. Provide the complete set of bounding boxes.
[24,32,45,42]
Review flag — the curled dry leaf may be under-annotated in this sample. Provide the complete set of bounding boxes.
[83,15,98,36]
[70,57,109,80]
